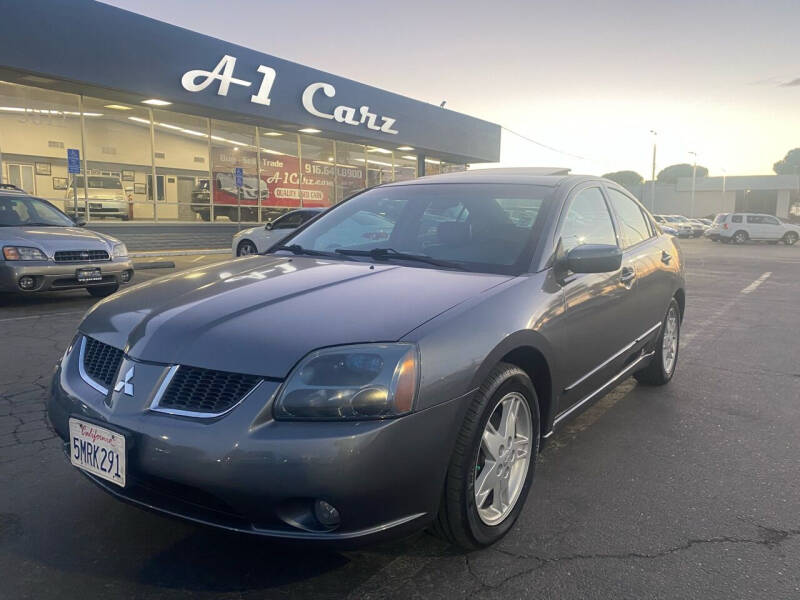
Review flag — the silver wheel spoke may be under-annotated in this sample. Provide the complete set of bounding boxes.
[482,423,503,461]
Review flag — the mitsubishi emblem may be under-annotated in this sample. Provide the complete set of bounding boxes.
[114,366,134,396]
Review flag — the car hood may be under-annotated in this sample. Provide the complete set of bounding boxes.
[80,256,512,378]
[2,226,119,253]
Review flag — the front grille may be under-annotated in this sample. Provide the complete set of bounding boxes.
[83,337,123,389]
[54,250,110,263]
[158,366,261,415]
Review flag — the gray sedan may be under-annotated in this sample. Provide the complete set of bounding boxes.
[48,169,685,549]
[1,186,133,296]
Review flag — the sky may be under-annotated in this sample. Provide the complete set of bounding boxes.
[101,0,800,178]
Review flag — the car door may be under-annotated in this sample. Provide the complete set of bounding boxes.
[605,187,670,335]
[745,215,765,239]
[552,185,644,414]
[760,215,783,240]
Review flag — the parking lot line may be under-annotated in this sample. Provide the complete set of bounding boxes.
[0,310,85,324]
[740,271,772,294]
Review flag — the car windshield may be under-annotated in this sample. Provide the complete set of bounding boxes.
[0,194,75,227]
[70,176,123,190]
[280,183,551,275]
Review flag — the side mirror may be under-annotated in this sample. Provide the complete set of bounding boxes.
[265,220,273,230]
[565,244,622,274]
[75,219,87,227]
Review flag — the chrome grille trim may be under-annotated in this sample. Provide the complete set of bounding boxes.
[78,336,110,395]
[54,250,110,263]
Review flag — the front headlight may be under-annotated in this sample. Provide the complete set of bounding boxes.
[111,243,128,258]
[2,246,47,261]
[274,343,419,420]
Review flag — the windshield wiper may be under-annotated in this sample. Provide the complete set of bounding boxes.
[273,244,356,260]
[335,248,469,271]
[24,222,59,227]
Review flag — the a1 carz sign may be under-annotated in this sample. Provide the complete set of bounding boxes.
[181,55,399,135]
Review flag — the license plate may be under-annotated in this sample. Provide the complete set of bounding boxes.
[68,418,126,487]
[76,267,102,282]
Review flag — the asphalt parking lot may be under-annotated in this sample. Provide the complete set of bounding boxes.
[1,240,799,599]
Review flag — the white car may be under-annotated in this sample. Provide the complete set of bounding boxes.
[232,208,323,256]
[654,215,693,238]
[705,213,800,245]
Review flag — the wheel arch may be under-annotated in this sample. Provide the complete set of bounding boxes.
[468,331,556,438]
[673,287,686,322]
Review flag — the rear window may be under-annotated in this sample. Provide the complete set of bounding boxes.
[714,214,728,223]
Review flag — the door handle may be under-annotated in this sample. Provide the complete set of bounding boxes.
[661,250,672,264]
[620,266,636,286]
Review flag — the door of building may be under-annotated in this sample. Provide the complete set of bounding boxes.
[7,163,35,194]
[177,177,195,221]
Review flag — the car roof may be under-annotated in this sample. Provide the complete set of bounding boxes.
[382,167,594,188]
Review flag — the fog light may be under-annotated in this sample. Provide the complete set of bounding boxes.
[18,276,36,290]
[314,499,341,527]
[120,270,132,283]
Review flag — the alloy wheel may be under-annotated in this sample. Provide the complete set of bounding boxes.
[662,306,679,375]
[237,241,257,256]
[474,392,532,526]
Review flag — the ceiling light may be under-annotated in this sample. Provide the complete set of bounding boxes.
[105,104,132,110]
[397,146,414,151]
[142,99,172,106]
[262,131,283,136]
[298,128,321,133]
[402,155,417,161]
[368,147,392,154]
[128,116,150,124]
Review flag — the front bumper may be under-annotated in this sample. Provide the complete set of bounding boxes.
[0,259,134,292]
[47,342,469,544]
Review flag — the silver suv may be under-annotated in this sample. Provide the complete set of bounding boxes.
[64,175,129,221]
[1,185,134,296]
[705,213,799,245]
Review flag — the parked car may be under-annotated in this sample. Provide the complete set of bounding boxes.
[232,208,324,256]
[64,175,129,220]
[1,185,133,296]
[48,170,685,549]
[705,212,799,245]
[687,218,708,237]
[660,224,679,236]
[191,175,269,222]
[654,214,693,237]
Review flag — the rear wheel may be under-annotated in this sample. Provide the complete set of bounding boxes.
[87,283,119,298]
[635,298,680,386]
[732,230,748,244]
[783,231,798,246]
[236,240,258,256]
[432,363,539,549]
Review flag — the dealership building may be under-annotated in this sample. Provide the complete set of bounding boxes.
[0,0,500,244]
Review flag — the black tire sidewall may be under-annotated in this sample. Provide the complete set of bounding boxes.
[656,299,681,381]
[237,240,257,256]
[462,372,540,547]
[784,232,798,245]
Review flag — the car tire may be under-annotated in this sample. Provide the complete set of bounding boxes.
[635,298,681,386]
[732,230,748,244]
[87,283,120,298]
[432,362,540,550]
[783,232,798,246]
[236,240,258,256]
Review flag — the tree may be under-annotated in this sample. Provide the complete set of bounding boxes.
[602,170,643,190]
[656,163,708,184]
[773,148,800,174]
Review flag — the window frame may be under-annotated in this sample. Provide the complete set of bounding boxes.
[603,184,656,250]
[552,183,621,253]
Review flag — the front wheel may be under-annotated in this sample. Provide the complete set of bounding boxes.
[432,363,539,549]
[635,298,680,386]
[236,240,258,256]
[783,231,798,246]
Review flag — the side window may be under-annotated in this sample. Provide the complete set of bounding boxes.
[273,212,304,229]
[746,215,762,224]
[299,211,318,224]
[731,215,743,223]
[560,187,617,252]
[606,188,652,248]
[764,216,779,225]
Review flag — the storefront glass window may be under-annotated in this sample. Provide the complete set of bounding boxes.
[210,119,259,222]
[299,134,335,208]
[334,141,367,202]
[81,96,153,221]
[394,153,417,182]
[152,110,210,222]
[0,82,83,215]
[258,128,300,221]
[365,146,394,187]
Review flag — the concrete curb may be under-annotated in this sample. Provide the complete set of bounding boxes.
[128,248,229,258]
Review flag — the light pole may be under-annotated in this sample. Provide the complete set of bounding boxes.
[689,151,697,217]
[649,130,657,211]
[720,167,727,215]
